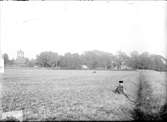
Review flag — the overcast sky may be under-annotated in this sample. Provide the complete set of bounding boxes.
[0,2,166,59]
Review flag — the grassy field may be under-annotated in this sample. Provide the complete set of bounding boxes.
[0,68,166,120]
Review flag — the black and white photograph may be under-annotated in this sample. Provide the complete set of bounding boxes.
[0,0,167,121]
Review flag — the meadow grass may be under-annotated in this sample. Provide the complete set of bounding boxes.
[1,68,139,121]
[1,68,166,120]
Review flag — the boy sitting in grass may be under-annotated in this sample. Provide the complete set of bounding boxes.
[114,81,124,94]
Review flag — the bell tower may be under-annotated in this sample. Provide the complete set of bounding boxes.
[15,49,26,66]
[17,49,24,58]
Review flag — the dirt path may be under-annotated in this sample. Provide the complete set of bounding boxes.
[0,74,2,119]
[133,70,167,120]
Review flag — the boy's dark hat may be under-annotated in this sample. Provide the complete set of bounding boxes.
[119,81,123,83]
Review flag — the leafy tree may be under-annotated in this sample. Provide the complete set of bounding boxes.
[128,51,140,69]
[9,49,166,71]
[36,51,59,67]
[138,52,151,69]
[150,54,167,71]
[82,50,113,69]
[3,53,10,65]
[82,51,99,69]
[114,51,129,70]
[59,53,82,69]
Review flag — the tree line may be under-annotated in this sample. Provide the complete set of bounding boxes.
[3,50,167,71]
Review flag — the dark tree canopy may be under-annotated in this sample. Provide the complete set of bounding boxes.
[3,50,167,71]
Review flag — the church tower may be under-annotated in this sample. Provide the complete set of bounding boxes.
[15,49,26,67]
[17,49,24,58]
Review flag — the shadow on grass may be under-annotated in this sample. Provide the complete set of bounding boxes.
[132,72,167,120]
[159,102,167,120]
